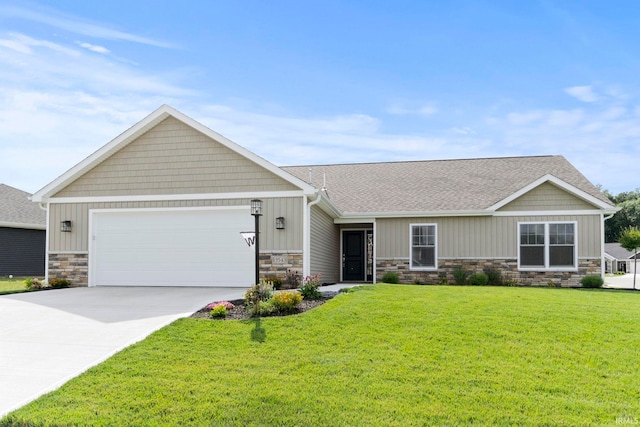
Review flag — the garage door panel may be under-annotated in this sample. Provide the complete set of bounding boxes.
[91,208,254,287]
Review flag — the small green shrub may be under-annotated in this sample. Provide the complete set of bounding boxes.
[210,305,227,318]
[299,273,322,300]
[483,268,502,286]
[245,281,274,309]
[251,300,277,316]
[381,271,399,284]
[468,272,489,286]
[264,275,283,290]
[453,267,468,285]
[581,275,604,288]
[270,291,303,314]
[23,278,43,290]
[48,278,70,289]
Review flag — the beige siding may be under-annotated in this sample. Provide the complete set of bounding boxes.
[309,205,339,283]
[376,214,602,259]
[54,117,298,197]
[499,182,596,211]
[49,197,303,252]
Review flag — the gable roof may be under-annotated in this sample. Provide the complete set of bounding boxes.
[282,155,616,216]
[32,105,316,202]
[605,243,637,260]
[0,184,46,229]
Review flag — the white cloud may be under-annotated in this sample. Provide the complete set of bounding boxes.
[0,4,174,48]
[77,42,110,54]
[564,85,598,103]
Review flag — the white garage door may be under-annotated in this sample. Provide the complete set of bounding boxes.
[90,207,254,287]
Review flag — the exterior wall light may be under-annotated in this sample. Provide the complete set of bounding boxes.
[61,220,72,232]
[276,217,285,230]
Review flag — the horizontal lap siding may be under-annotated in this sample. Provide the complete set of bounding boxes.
[54,117,298,197]
[49,198,303,253]
[309,205,339,283]
[0,227,45,276]
[499,182,596,211]
[376,215,602,259]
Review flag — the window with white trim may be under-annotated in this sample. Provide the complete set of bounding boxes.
[518,222,576,270]
[410,224,437,270]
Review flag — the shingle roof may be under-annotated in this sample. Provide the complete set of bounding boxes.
[605,243,636,260]
[282,155,613,214]
[0,184,46,228]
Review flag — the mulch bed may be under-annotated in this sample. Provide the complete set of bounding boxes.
[190,292,337,321]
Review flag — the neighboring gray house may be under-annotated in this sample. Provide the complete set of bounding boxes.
[605,243,637,274]
[31,105,618,287]
[0,184,46,277]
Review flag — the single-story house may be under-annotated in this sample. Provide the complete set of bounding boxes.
[605,243,638,274]
[0,184,46,277]
[31,105,618,288]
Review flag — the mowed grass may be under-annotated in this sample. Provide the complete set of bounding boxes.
[3,285,640,426]
[0,278,28,294]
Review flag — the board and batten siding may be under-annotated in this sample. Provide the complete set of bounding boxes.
[498,182,596,211]
[0,227,45,276]
[376,214,602,260]
[49,197,303,253]
[309,205,339,283]
[53,117,298,198]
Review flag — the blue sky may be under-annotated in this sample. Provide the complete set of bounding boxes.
[0,1,637,194]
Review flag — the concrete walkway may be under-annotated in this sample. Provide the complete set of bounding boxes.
[0,286,246,417]
[604,273,639,290]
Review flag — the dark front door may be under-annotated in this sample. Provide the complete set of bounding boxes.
[343,230,365,281]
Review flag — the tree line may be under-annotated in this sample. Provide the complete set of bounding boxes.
[602,188,640,242]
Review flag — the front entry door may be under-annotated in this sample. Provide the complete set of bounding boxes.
[343,230,365,281]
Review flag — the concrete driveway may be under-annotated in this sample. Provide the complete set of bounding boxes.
[0,286,246,417]
[604,273,639,290]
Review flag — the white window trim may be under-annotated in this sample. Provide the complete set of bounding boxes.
[517,221,578,272]
[409,223,438,271]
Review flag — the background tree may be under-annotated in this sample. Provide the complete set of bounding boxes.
[619,226,640,290]
[602,188,640,242]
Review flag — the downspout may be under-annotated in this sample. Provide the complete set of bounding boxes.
[602,212,615,280]
[37,202,50,282]
[303,193,322,278]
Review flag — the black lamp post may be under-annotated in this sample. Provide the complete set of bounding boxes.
[250,199,263,285]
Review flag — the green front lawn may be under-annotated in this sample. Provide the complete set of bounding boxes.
[0,278,28,294]
[3,285,640,426]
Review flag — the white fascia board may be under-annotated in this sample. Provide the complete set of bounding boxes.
[492,209,606,217]
[32,105,317,202]
[0,222,46,230]
[486,174,618,212]
[339,210,492,219]
[47,190,305,204]
[313,193,342,218]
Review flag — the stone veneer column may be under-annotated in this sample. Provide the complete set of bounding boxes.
[48,253,88,287]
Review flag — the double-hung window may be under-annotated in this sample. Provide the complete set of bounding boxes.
[410,224,437,270]
[518,222,577,270]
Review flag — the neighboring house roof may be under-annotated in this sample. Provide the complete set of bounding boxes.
[282,156,615,215]
[605,243,636,260]
[0,184,46,229]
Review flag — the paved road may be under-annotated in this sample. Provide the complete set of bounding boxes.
[0,286,247,417]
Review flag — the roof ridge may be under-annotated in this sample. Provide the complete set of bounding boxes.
[281,154,561,168]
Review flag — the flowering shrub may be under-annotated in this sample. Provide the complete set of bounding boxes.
[299,273,322,300]
[23,278,43,290]
[270,291,303,314]
[48,278,70,289]
[207,301,235,318]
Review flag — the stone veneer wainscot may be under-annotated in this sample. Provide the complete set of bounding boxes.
[48,253,88,287]
[376,258,602,287]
